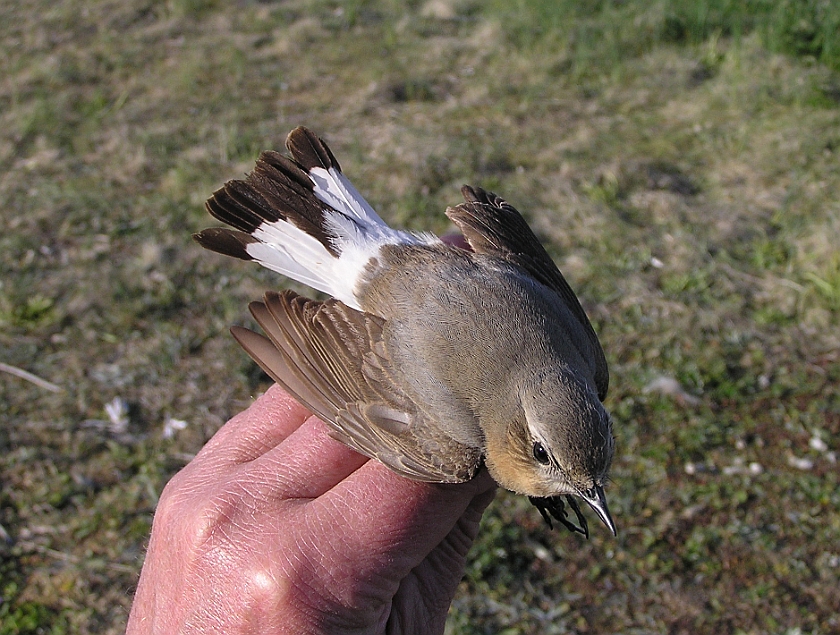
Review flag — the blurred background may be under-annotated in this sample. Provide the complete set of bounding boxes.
[1,1,838,632]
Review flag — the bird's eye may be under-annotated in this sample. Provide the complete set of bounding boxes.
[533,441,550,465]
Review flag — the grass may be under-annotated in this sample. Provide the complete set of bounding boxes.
[1,0,839,633]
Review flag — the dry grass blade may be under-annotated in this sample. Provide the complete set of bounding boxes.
[0,362,62,393]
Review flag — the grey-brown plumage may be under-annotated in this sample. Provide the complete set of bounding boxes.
[195,127,616,536]
[233,291,482,482]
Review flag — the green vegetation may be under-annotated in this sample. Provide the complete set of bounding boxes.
[1,0,838,632]
[489,0,840,75]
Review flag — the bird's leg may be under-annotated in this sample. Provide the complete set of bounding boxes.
[528,496,589,538]
[564,495,590,539]
[530,496,555,529]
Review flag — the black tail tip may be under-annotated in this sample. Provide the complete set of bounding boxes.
[193,227,257,261]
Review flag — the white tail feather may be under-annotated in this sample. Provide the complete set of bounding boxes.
[310,167,386,226]
[243,166,439,310]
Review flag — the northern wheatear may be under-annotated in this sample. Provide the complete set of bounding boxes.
[195,127,616,536]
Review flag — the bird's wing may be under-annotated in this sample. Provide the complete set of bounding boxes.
[233,289,482,483]
[446,185,609,400]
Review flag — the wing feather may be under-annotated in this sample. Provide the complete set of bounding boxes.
[238,290,482,483]
[446,185,609,399]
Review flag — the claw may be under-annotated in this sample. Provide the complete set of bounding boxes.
[564,495,590,539]
[528,496,589,537]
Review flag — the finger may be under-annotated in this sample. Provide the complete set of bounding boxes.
[388,485,496,634]
[244,415,370,499]
[197,384,313,467]
[302,462,496,591]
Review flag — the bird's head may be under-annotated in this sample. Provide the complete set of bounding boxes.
[483,366,616,535]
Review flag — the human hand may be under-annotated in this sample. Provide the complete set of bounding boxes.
[126,384,497,634]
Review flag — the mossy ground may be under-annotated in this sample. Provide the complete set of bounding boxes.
[1,1,838,633]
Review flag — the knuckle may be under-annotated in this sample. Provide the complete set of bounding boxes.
[151,471,190,528]
[156,471,247,555]
[245,567,289,606]
[181,488,242,553]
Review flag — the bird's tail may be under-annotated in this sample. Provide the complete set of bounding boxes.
[194,127,437,310]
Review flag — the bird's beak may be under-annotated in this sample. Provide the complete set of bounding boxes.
[579,485,617,536]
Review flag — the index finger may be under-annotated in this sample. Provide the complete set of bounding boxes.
[196,384,312,467]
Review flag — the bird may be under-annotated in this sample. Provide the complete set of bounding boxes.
[194,126,616,537]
